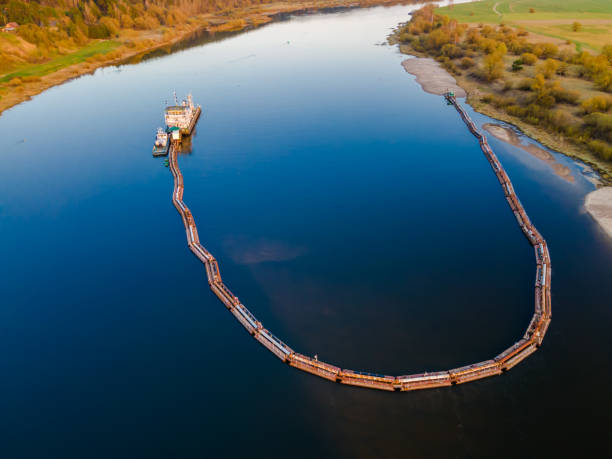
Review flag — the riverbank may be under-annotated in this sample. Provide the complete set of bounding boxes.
[457,77,612,185]
[585,187,612,239]
[393,44,612,185]
[389,4,612,185]
[0,0,409,118]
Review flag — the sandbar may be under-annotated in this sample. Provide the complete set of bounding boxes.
[585,187,612,239]
[401,57,466,97]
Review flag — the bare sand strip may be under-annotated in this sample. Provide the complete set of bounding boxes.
[401,57,466,97]
[585,187,612,239]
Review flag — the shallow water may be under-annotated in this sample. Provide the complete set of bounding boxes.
[1,4,611,458]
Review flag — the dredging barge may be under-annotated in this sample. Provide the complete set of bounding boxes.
[153,93,201,156]
[164,92,551,392]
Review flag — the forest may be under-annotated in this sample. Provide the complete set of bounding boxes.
[0,0,308,72]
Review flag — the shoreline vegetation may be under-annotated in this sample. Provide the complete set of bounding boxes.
[0,0,418,117]
[389,1,612,185]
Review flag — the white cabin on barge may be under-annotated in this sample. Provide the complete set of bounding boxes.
[165,94,200,135]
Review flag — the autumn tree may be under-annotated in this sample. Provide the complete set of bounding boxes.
[483,43,507,81]
[539,58,560,79]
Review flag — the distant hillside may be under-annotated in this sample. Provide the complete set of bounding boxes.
[0,1,273,28]
[0,0,319,74]
[0,1,296,42]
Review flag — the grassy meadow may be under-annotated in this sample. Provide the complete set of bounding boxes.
[439,0,612,51]
[0,41,120,84]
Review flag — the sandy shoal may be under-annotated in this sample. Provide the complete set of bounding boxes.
[585,187,612,239]
[401,57,466,97]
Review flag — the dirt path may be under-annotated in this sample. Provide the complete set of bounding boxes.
[492,2,502,17]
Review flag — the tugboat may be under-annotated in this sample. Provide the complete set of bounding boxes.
[152,127,169,157]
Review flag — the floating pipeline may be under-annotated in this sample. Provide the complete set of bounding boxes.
[164,94,551,392]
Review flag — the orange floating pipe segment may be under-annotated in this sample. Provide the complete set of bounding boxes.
[338,369,396,391]
[397,371,452,391]
[165,93,551,392]
[229,302,259,334]
[288,353,341,381]
[449,360,502,384]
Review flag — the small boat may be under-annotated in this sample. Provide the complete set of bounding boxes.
[152,127,169,156]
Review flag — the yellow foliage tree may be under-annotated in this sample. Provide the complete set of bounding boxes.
[483,43,507,81]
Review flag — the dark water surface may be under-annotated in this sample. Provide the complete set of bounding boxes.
[1,4,611,458]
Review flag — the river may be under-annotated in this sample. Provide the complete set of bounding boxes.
[1,3,611,458]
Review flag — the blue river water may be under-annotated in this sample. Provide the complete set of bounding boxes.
[1,4,612,458]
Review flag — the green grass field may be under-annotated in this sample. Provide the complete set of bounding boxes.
[438,0,612,50]
[0,40,120,84]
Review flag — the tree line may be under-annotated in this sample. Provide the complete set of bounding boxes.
[0,0,305,74]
